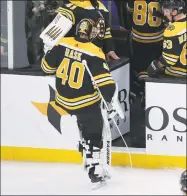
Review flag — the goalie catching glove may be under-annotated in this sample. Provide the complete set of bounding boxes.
[107,83,125,119]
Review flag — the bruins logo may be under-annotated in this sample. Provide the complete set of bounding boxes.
[167,24,175,31]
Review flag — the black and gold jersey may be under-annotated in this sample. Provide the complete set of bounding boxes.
[54,0,114,53]
[159,18,187,77]
[131,0,165,43]
[41,37,115,114]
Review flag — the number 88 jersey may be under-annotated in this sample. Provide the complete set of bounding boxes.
[132,0,165,43]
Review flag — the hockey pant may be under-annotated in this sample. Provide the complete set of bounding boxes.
[130,40,163,94]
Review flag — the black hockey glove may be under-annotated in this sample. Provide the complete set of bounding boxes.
[147,60,165,77]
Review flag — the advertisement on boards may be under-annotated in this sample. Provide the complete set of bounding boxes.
[1,62,130,150]
[145,82,187,156]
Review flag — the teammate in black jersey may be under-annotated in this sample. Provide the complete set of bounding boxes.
[51,0,119,60]
[128,0,165,107]
[147,0,186,77]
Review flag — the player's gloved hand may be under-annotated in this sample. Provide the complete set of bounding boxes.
[108,83,125,119]
[147,60,165,77]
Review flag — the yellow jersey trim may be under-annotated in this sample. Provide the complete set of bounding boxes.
[162,52,179,59]
[57,37,105,60]
[55,7,75,24]
[97,80,115,87]
[69,0,108,12]
[93,73,112,80]
[164,22,186,38]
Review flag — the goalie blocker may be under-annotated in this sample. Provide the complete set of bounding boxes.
[40,13,73,53]
[40,18,124,189]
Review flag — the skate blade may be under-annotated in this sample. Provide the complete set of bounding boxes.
[104,175,111,180]
[92,180,106,190]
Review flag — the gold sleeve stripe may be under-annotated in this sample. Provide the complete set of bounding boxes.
[165,59,176,65]
[97,80,115,87]
[94,77,114,86]
[169,66,187,72]
[41,63,56,74]
[104,35,112,39]
[162,52,179,59]
[93,73,112,80]
[55,7,75,24]
[42,58,57,70]
[163,54,178,63]
[95,76,113,82]
[165,69,181,77]
[56,91,99,103]
[165,67,186,77]
[106,27,111,32]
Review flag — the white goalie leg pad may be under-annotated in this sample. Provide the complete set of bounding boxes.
[110,83,125,119]
[40,13,73,49]
[77,126,87,170]
[80,139,87,171]
[100,102,112,179]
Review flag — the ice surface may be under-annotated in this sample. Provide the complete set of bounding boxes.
[1,161,183,195]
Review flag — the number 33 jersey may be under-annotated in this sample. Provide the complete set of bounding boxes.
[159,18,187,77]
[41,37,115,114]
[132,0,165,43]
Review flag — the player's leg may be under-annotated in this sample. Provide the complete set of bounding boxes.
[131,41,162,108]
[130,41,142,97]
[76,106,106,186]
[131,41,147,107]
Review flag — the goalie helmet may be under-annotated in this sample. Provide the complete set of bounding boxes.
[181,170,187,194]
[162,0,185,13]
[76,19,98,42]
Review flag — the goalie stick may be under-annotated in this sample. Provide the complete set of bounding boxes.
[82,60,133,170]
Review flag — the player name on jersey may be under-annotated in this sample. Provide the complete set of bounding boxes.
[178,33,186,44]
[65,48,82,61]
